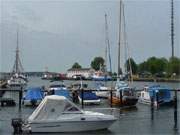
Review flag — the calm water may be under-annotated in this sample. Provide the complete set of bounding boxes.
[0,77,180,135]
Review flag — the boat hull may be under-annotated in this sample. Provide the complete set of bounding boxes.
[23,100,42,106]
[109,96,138,106]
[138,98,174,107]
[78,97,101,105]
[30,120,116,132]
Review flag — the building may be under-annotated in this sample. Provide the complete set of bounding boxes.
[66,68,95,79]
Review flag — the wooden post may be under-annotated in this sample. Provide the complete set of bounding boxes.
[151,96,154,120]
[174,90,178,130]
[81,88,84,109]
[120,90,123,107]
[156,92,159,109]
[18,87,23,111]
[110,89,112,107]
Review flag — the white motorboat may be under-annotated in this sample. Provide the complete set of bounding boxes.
[28,95,116,132]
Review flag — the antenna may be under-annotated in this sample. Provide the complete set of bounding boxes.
[171,0,174,58]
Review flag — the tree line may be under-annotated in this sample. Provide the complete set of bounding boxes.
[71,56,180,77]
[126,56,180,77]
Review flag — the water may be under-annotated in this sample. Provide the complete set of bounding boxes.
[0,77,180,135]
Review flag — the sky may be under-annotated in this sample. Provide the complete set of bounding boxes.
[0,0,179,73]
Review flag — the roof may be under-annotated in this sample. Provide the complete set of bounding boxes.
[67,68,93,72]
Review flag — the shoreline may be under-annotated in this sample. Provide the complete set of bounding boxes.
[50,77,180,83]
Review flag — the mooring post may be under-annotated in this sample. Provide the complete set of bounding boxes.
[151,96,154,120]
[156,92,159,109]
[110,89,112,107]
[174,90,178,130]
[81,88,84,109]
[120,90,123,107]
[18,87,23,111]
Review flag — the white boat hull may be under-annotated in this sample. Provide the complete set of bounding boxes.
[30,120,116,132]
[78,97,101,104]
[95,91,109,98]
[23,100,42,106]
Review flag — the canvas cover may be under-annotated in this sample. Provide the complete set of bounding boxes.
[79,91,99,100]
[54,88,70,98]
[148,86,171,101]
[28,95,82,122]
[24,87,44,100]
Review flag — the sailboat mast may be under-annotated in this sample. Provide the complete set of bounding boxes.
[12,28,24,74]
[118,0,122,78]
[104,13,112,73]
[16,30,19,73]
[171,0,174,58]
[104,42,107,73]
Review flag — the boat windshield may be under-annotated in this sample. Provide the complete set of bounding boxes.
[50,84,66,88]
[62,101,82,114]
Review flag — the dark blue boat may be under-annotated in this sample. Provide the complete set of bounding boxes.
[54,88,70,99]
[149,85,173,105]
[23,87,44,106]
[139,85,174,107]
[78,91,100,104]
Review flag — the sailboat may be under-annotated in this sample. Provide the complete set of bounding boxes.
[109,0,138,107]
[7,30,28,87]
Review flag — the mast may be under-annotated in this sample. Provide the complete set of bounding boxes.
[122,2,133,83]
[104,13,112,73]
[12,29,24,74]
[171,0,174,58]
[104,42,107,73]
[118,0,122,79]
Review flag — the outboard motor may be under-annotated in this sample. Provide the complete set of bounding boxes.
[11,118,23,134]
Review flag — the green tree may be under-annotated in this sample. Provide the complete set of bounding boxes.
[125,58,138,74]
[72,62,82,69]
[138,61,148,72]
[138,57,168,75]
[91,57,105,71]
[168,57,180,75]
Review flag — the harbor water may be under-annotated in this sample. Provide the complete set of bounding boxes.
[0,77,180,135]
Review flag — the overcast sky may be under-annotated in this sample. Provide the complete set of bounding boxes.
[0,0,179,73]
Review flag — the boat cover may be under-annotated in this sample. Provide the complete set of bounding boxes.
[28,95,82,122]
[54,88,70,98]
[24,87,44,100]
[148,85,171,101]
[80,91,99,100]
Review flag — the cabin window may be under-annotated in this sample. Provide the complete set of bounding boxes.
[142,93,144,97]
[63,102,80,113]
[67,106,79,111]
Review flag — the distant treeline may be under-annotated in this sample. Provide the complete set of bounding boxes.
[126,56,180,77]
